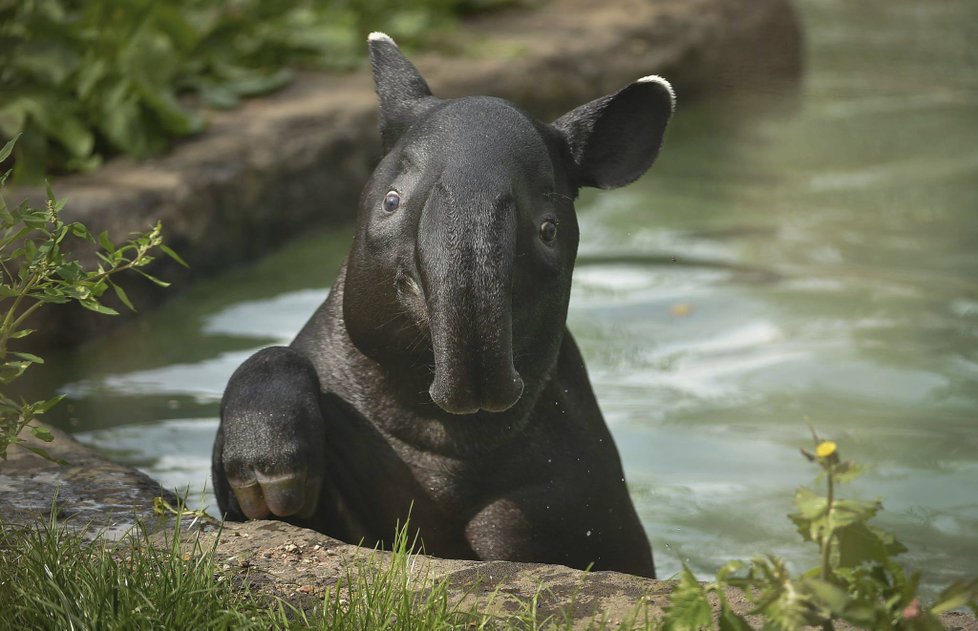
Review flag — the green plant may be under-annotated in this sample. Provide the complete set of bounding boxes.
[662,431,978,630]
[0,136,183,460]
[0,507,580,630]
[280,517,582,629]
[0,509,282,629]
[295,520,485,629]
[0,0,519,181]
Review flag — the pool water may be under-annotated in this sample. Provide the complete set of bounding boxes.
[43,0,977,590]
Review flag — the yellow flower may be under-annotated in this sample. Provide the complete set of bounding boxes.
[816,440,837,459]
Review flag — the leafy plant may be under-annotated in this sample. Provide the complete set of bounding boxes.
[662,430,978,630]
[0,136,182,460]
[0,0,519,181]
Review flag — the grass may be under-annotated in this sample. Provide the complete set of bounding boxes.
[292,523,500,630]
[0,511,276,630]
[0,510,612,630]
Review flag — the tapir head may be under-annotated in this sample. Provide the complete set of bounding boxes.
[344,33,674,416]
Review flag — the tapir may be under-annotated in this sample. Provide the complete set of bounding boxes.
[212,32,674,578]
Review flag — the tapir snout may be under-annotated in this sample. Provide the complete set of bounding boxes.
[418,182,525,414]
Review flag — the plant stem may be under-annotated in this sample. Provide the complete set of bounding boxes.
[5,300,44,345]
[821,466,835,582]
[0,274,40,357]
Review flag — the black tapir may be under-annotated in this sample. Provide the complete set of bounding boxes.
[212,33,674,578]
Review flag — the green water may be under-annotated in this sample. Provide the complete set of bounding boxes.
[45,0,977,588]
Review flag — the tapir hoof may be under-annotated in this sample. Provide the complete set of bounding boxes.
[229,471,322,519]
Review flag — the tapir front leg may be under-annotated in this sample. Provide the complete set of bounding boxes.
[212,346,326,521]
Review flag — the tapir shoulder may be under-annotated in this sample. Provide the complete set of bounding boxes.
[290,264,362,393]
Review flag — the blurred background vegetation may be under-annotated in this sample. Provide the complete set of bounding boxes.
[0,0,517,182]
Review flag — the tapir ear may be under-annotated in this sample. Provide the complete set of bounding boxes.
[368,32,439,152]
[553,76,675,189]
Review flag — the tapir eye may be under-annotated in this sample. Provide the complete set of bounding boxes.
[539,219,558,243]
[383,190,401,212]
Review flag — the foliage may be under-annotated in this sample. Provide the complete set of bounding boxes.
[0,136,181,460]
[153,494,212,521]
[292,519,491,629]
[0,0,518,181]
[0,509,577,630]
[0,511,278,629]
[662,431,978,630]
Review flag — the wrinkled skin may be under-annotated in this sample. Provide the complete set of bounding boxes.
[212,33,674,577]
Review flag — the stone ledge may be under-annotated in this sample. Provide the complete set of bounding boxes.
[2,427,976,629]
[8,0,803,348]
[0,425,177,538]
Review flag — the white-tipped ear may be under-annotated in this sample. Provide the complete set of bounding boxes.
[637,75,676,112]
[367,33,438,152]
[552,76,675,189]
[368,31,394,44]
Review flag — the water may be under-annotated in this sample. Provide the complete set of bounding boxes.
[43,0,977,589]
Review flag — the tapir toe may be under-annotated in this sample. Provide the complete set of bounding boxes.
[256,471,317,517]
